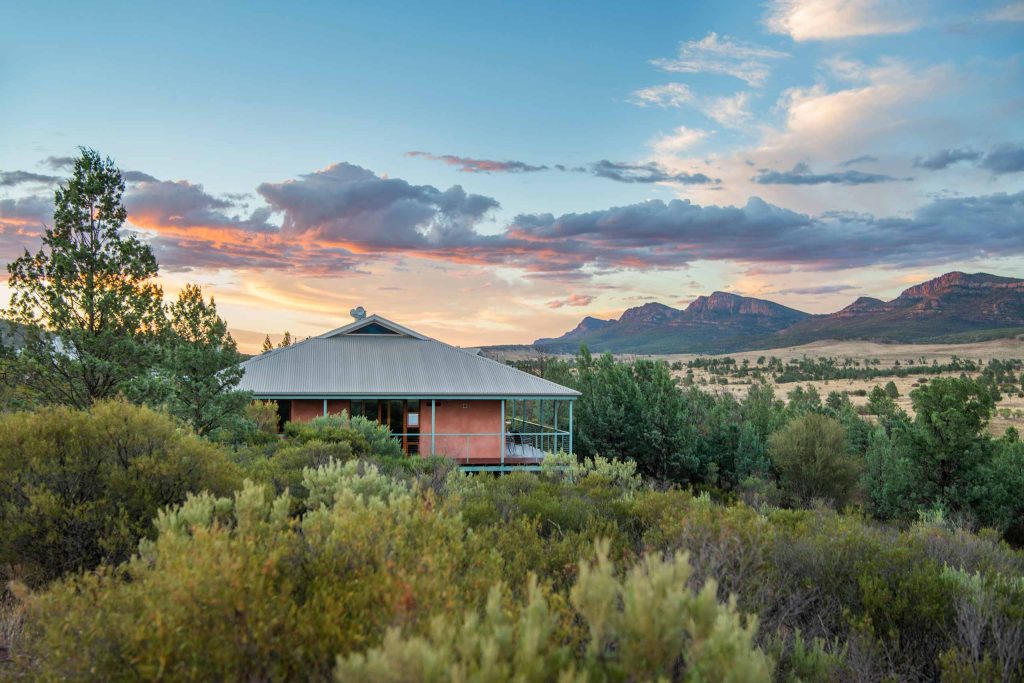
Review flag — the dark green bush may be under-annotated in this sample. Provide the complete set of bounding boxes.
[768,413,861,508]
[0,400,242,586]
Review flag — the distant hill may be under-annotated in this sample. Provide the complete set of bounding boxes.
[527,272,1024,354]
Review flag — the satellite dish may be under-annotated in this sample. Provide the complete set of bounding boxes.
[350,306,367,321]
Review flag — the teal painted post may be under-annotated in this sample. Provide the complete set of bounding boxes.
[323,398,327,416]
[539,399,544,453]
[554,401,559,452]
[431,399,436,455]
[500,400,505,466]
[569,401,573,455]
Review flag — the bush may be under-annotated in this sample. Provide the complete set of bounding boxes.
[768,413,861,508]
[336,541,772,682]
[18,468,498,680]
[246,399,281,440]
[284,412,403,458]
[0,400,242,586]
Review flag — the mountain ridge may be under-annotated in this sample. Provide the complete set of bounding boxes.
[529,272,1024,354]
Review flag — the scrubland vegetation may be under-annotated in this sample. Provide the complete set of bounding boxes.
[1,151,1023,680]
[4,405,1024,681]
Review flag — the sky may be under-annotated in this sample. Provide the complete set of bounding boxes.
[1,0,1023,351]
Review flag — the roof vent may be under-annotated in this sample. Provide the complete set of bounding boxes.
[349,306,367,321]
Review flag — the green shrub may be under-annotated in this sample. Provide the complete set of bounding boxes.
[335,541,773,682]
[0,400,242,585]
[768,413,861,508]
[284,412,403,458]
[244,439,356,499]
[18,467,499,680]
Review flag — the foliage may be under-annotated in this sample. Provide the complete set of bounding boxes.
[336,541,772,682]
[244,399,281,441]
[131,284,250,435]
[0,400,241,585]
[4,149,164,407]
[768,413,861,508]
[8,451,1024,680]
[284,412,403,458]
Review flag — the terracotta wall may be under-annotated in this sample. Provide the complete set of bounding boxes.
[290,399,325,423]
[421,400,502,462]
[326,399,350,416]
[282,398,504,463]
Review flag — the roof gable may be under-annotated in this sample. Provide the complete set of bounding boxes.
[320,314,427,340]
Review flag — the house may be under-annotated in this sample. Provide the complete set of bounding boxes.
[237,313,579,471]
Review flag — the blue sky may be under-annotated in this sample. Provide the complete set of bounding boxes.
[2,0,1023,348]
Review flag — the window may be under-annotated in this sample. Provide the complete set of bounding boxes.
[348,322,400,335]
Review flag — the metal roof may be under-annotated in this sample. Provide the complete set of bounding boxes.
[238,315,579,398]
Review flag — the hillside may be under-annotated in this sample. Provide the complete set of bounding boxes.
[531,272,1024,354]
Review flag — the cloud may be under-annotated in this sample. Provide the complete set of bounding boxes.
[650,127,711,156]
[257,162,500,251]
[651,32,788,87]
[753,162,907,185]
[0,170,61,187]
[588,160,718,185]
[913,143,1024,174]
[0,172,59,188]
[4,162,1020,281]
[778,283,857,295]
[127,179,276,234]
[41,156,75,170]
[703,92,753,125]
[0,196,54,260]
[123,170,161,183]
[914,148,982,170]
[631,86,753,127]
[765,0,921,41]
[839,155,878,167]
[37,155,158,183]
[985,1,1024,21]
[980,143,1024,174]
[505,190,1024,273]
[406,151,547,173]
[628,83,694,108]
[546,293,594,309]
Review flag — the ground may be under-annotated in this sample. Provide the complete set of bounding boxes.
[658,338,1024,437]
[489,337,1024,437]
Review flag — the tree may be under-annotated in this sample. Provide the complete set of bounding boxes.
[278,331,293,348]
[904,377,996,515]
[867,385,899,419]
[4,149,164,407]
[768,412,861,508]
[261,334,274,353]
[144,284,249,435]
[884,380,900,399]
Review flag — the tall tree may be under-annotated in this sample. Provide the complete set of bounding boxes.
[261,335,274,353]
[144,284,249,435]
[278,331,292,348]
[5,149,164,407]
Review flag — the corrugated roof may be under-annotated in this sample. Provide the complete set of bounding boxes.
[238,316,579,398]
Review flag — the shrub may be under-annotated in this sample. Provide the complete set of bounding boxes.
[335,541,773,682]
[18,469,499,680]
[246,399,281,440]
[244,440,356,499]
[284,412,403,458]
[768,413,861,508]
[0,400,241,585]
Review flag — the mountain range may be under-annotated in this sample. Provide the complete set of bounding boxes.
[529,272,1024,354]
